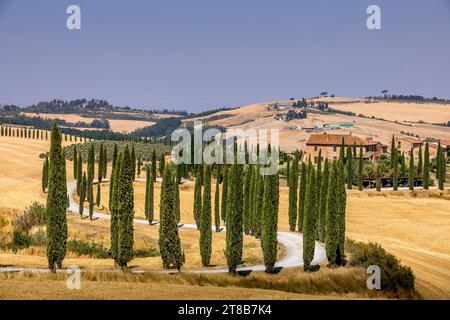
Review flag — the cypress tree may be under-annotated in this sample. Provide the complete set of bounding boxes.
[253,166,264,238]
[42,156,49,192]
[297,161,307,231]
[438,143,445,190]
[288,156,299,231]
[110,154,122,265]
[408,147,415,191]
[243,165,252,235]
[339,138,345,161]
[303,163,316,271]
[151,149,157,179]
[159,153,165,177]
[144,166,151,222]
[174,173,180,224]
[393,149,399,191]
[87,144,95,185]
[225,163,243,275]
[159,166,184,270]
[102,147,108,178]
[88,182,94,220]
[390,135,396,168]
[200,165,212,266]
[79,172,86,217]
[336,160,347,265]
[193,165,203,229]
[73,147,78,179]
[109,144,118,210]
[376,164,381,191]
[137,157,143,178]
[214,167,221,232]
[96,183,101,207]
[346,146,353,189]
[418,144,423,176]
[286,158,290,187]
[45,124,68,272]
[116,146,135,268]
[221,165,228,223]
[131,145,136,181]
[317,158,329,242]
[325,161,338,266]
[261,171,279,273]
[358,145,363,191]
[401,152,406,177]
[98,144,104,183]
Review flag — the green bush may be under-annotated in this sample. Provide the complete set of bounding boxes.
[11,230,32,249]
[13,202,46,233]
[67,240,110,259]
[346,239,415,295]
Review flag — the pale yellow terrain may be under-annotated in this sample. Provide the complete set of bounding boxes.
[330,101,450,124]
[22,113,155,133]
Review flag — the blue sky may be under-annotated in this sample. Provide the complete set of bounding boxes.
[1,0,449,111]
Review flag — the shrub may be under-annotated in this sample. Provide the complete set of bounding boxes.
[13,202,46,233]
[11,230,32,249]
[67,240,110,259]
[346,239,415,296]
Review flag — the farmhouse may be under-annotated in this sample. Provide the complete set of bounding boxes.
[305,133,384,163]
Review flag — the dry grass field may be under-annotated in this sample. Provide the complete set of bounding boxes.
[22,113,155,133]
[330,101,450,124]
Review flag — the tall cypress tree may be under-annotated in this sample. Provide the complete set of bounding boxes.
[261,171,279,273]
[98,144,104,183]
[339,138,345,162]
[214,166,221,232]
[358,145,363,191]
[438,143,445,190]
[45,124,68,272]
[144,166,151,223]
[393,149,399,191]
[108,145,118,210]
[110,154,122,265]
[325,161,338,266]
[102,147,108,179]
[137,157,142,178]
[200,165,212,266]
[42,156,49,192]
[174,173,180,224]
[131,144,136,181]
[87,182,93,220]
[159,166,184,270]
[423,143,430,190]
[151,149,157,179]
[390,135,396,168]
[96,183,101,207]
[346,146,353,189]
[88,144,95,185]
[193,165,203,229]
[400,152,406,178]
[79,172,86,217]
[297,161,307,232]
[408,147,415,190]
[288,156,299,231]
[159,153,165,177]
[221,165,228,223]
[336,160,347,265]
[303,163,316,271]
[286,158,290,187]
[253,166,264,238]
[243,165,252,235]
[116,146,135,268]
[417,144,423,176]
[73,147,78,179]
[317,158,329,242]
[225,163,243,275]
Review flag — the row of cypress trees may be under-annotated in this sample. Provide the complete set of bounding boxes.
[0,125,88,142]
[288,153,347,270]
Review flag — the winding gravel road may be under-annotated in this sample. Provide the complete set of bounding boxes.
[0,180,326,274]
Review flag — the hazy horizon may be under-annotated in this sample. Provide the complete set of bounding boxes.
[1,0,450,112]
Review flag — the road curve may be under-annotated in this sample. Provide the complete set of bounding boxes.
[0,180,327,274]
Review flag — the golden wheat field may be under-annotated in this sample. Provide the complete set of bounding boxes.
[0,133,449,299]
[22,113,155,133]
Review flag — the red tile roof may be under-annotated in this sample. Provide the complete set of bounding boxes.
[306,133,379,146]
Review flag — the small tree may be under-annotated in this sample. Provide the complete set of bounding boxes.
[214,167,221,232]
[288,156,299,231]
[79,172,86,218]
[220,165,228,223]
[193,165,203,229]
[200,165,212,266]
[423,143,430,190]
[408,148,414,191]
[303,164,316,271]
